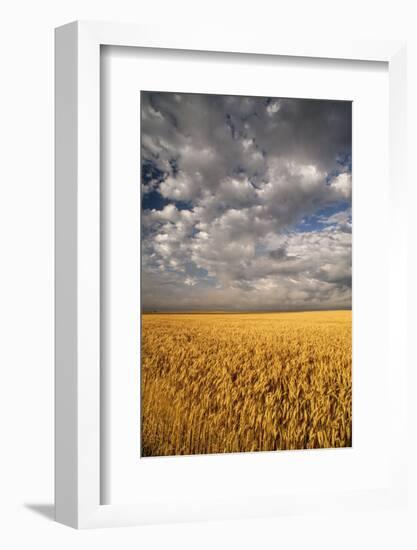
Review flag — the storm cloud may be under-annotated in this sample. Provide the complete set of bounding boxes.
[141,92,352,311]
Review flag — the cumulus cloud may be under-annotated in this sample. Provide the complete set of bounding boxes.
[141,91,352,311]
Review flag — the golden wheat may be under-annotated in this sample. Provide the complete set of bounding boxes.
[141,310,352,456]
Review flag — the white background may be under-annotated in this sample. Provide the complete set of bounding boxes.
[0,0,416,548]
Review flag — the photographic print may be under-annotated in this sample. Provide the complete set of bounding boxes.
[141,91,352,457]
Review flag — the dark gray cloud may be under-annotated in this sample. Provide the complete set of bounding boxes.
[141,92,352,311]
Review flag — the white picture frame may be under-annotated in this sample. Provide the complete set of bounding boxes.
[55,20,407,529]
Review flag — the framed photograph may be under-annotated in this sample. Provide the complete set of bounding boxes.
[55,21,407,528]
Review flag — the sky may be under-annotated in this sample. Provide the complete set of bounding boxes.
[141,92,352,312]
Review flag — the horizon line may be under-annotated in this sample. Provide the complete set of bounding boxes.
[142,307,352,314]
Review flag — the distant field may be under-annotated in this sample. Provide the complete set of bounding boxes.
[141,310,352,457]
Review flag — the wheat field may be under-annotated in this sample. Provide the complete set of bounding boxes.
[141,310,352,457]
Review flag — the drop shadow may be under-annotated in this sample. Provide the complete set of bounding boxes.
[24,503,55,521]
